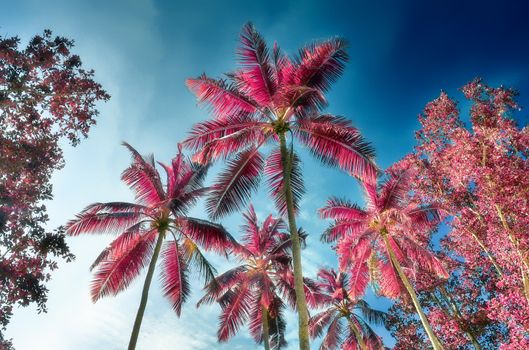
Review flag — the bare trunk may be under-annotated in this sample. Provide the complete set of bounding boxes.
[262,307,271,350]
[438,286,482,350]
[279,132,310,350]
[495,204,529,302]
[128,229,165,350]
[467,229,503,277]
[381,233,445,350]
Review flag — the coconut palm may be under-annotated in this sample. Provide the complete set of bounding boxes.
[319,170,448,350]
[198,205,322,350]
[184,22,377,350]
[65,143,236,350]
[309,269,386,350]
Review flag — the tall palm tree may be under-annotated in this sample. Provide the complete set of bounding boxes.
[198,205,322,350]
[319,170,448,350]
[65,143,236,350]
[184,22,377,350]
[309,269,386,350]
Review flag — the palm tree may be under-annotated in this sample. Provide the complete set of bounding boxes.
[65,143,236,350]
[198,205,322,350]
[184,22,377,350]
[319,170,448,350]
[309,269,386,350]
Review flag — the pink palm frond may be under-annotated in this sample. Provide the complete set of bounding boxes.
[396,236,448,278]
[206,147,265,219]
[348,250,371,300]
[405,205,441,230]
[186,75,257,119]
[65,209,144,236]
[361,181,379,210]
[264,148,305,215]
[198,266,247,306]
[90,229,157,301]
[183,112,266,153]
[378,170,409,210]
[309,309,337,338]
[322,219,366,244]
[319,197,367,221]
[240,204,261,254]
[236,22,275,105]
[160,241,190,316]
[217,283,253,341]
[320,316,343,350]
[248,296,265,343]
[377,259,403,298]
[121,142,165,205]
[294,38,348,94]
[295,114,377,181]
[193,127,267,165]
[89,221,149,271]
[178,217,235,254]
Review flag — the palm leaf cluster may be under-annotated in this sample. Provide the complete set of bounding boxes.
[198,205,322,349]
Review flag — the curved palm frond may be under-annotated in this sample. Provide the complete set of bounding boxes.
[179,217,235,254]
[295,115,377,182]
[65,208,144,236]
[319,197,367,221]
[160,240,190,316]
[217,283,253,341]
[186,74,257,119]
[236,22,275,105]
[121,142,165,205]
[206,147,265,219]
[90,229,157,301]
[265,147,305,215]
[294,38,348,94]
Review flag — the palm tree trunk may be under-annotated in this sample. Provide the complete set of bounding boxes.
[381,233,445,350]
[128,229,165,350]
[347,316,367,350]
[278,132,310,350]
[262,307,271,350]
[438,287,482,350]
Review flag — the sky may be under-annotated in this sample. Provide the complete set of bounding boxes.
[2,0,529,349]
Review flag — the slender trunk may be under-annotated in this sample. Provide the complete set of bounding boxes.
[495,204,529,302]
[482,144,529,300]
[347,316,367,350]
[438,287,482,350]
[381,233,445,350]
[128,229,165,350]
[262,307,271,350]
[278,132,310,350]
[467,229,503,277]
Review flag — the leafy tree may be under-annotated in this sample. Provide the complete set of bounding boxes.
[387,270,504,350]
[398,79,529,348]
[319,170,448,350]
[309,268,386,350]
[0,30,108,343]
[199,205,321,350]
[66,144,236,350]
[184,22,376,350]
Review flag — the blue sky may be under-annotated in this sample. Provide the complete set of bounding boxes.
[2,0,529,349]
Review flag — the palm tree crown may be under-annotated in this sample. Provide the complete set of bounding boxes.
[184,22,377,219]
[309,269,386,350]
[320,170,448,299]
[319,169,448,350]
[185,22,377,350]
[65,143,236,349]
[198,205,321,349]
